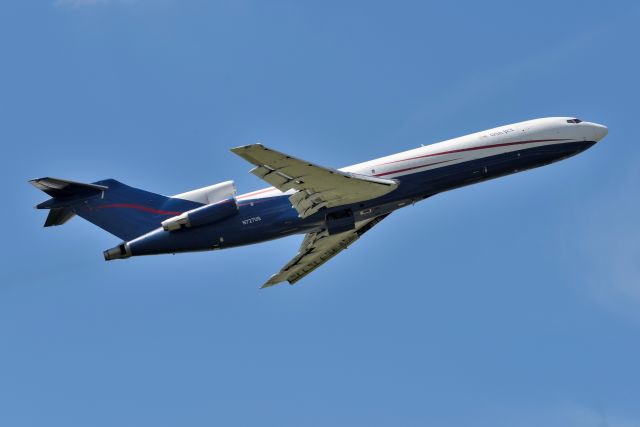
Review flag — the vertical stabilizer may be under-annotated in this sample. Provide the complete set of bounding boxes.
[30,177,202,240]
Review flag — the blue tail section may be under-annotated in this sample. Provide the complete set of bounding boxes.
[31,178,202,241]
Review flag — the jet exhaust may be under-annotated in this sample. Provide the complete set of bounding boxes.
[103,243,131,261]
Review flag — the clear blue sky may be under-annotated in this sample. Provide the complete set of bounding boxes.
[2,1,639,426]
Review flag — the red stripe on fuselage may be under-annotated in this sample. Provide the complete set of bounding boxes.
[371,138,573,177]
[374,158,459,177]
[375,138,573,167]
[236,187,278,200]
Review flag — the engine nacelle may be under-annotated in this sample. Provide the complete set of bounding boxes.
[162,197,238,231]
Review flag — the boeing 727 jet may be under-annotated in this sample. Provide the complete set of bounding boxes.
[30,117,608,287]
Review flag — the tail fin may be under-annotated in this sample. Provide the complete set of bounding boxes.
[30,177,202,241]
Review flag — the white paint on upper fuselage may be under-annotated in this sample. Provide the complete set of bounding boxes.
[235,117,607,200]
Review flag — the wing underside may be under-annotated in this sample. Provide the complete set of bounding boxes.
[262,214,390,288]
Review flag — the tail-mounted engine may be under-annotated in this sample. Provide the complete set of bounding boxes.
[162,180,239,231]
[162,197,238,231]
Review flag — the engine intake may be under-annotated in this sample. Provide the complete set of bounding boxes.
[162,197,238,231]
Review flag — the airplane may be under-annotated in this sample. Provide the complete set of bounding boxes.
[30,117,608,288]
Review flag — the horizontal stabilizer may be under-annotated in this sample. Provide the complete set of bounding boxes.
[30,177,108,200]
[44,208,76,227]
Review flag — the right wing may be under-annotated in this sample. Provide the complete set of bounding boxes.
[262,214,390,288]
[231,144,398,218]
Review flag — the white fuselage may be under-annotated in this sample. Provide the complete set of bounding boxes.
[236,117,608,202]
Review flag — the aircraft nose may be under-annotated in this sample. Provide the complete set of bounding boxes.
[590,122,608,141]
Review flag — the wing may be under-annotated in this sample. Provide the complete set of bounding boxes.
[231,144,398,218]
[261,214,390,288]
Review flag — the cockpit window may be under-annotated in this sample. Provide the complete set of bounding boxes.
[567,118,583,124]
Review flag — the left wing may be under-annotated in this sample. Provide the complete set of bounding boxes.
[231,144,398,218]
[262,214,390,288]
